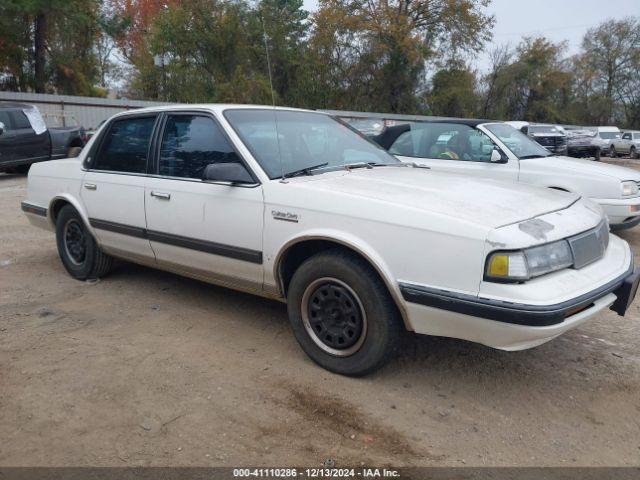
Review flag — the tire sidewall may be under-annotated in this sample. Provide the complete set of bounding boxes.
[287,253,399,376]
[55,206,98,280]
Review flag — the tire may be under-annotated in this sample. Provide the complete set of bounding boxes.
[287,250,402,376]
[631,146,637,159]
[594,149,601,161]
[55,205,113,280]
[67,146,83,158]
[610,146,616,158]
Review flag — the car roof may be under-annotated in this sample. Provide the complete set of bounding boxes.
[111,103,317,118]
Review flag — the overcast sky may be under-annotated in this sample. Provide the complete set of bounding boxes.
[301,0,640,72]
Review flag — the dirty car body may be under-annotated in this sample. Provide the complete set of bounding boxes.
[21,105,640,375]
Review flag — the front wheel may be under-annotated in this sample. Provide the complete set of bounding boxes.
[610,146,616,158]
[55,205,113,280]
[594,149,601,161]
[631,146,637,159]
[287,250,401,376]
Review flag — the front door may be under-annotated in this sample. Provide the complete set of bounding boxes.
[390,122,519,182]
[80,114,157,261]
[144,112,264,291]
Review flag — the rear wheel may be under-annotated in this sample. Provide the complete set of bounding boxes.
[55,205,113,280]
[287,250,402,376]
[594,149,601,161]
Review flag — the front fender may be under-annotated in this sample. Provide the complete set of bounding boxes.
[270,228,412,330]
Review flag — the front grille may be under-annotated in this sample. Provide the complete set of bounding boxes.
[568,221,609,269]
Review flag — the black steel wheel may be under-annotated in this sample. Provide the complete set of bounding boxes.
[63,218,87,265]
[287,249,402,376]
[301,278,367,356]
[55,205,113,280]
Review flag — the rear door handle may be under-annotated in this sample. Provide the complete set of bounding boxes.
[150,191,171,200]
[84,183,97,190]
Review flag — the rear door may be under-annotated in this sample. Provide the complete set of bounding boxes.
[390,122,519,182]
[144,111,264,291]
[0,109,16,165]
[9,108,50,163]
[81,114,157,261]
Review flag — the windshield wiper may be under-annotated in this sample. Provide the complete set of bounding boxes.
[283,162,329,178]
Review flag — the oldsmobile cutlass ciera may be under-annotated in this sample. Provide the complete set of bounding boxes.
[21,105,640,376]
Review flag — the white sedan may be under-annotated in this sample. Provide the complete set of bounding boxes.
[21,105,639,375]
[374,120,640,230]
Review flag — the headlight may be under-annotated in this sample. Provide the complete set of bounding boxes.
[485,239,573,282]
[622,181,639,197]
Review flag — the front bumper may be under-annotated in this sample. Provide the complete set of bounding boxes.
[595,196,640,228]
[568,145,600,157]
[399,235,636,350]
[400,263,638,328]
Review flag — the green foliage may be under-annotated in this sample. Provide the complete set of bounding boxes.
[482,37,573,123]
[0,0,101,95]
[427,66,479,118]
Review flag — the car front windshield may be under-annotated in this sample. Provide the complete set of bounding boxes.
[224,109,398,179]
[484,123,552,159]
[599,132,621,139]
[529,126,561,134]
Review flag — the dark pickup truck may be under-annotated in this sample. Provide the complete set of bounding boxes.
[0,102,85,173]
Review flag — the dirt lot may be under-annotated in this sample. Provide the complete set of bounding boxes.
[1,161,640,467]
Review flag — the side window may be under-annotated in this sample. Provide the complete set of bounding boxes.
[390,123,498,162]
[11,110,32,130]
[159,115,241,179]
[93,116,156,174]
[0,110,13,130]
[388,130,418,156]
[623,133,631,140]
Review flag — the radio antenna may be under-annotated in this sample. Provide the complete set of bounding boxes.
[259,6,284,179]
[260,12,276,107]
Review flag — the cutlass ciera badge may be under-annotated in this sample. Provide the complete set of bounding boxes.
[272,210,299,223]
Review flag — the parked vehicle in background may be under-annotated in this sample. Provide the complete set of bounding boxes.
[0,102,85,173]
[20,104,640,375]
[373,119,640,230]
[565,128,602,161]
[595,126,622,156]
[506,121,568,156]
[611,131,640,159]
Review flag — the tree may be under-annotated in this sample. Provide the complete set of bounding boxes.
[481,37,572,123]
[306,0,494,113]
[0,0,102,95]
[427,64,480,117]
[573,17,640,127]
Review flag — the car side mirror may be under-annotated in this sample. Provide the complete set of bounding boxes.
[520,126,528,135]
[203,162,254,184]
[490,148,505,163]
[0,122,5,135]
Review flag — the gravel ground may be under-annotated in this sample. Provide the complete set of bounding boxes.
[1,161,640,467]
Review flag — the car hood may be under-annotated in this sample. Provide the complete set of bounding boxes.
[286,167,581,229]
[524,156,640,181]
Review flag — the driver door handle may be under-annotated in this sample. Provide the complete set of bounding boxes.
[150,191,171,200]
